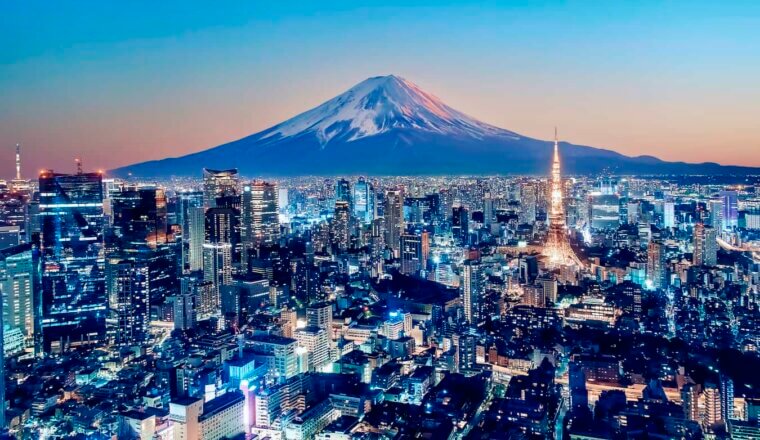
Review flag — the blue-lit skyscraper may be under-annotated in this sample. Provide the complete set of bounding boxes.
[719,190,738,231]
[38,170,106,351]
[352,177,375,224]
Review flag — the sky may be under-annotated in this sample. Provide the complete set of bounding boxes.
[2,1,759,177]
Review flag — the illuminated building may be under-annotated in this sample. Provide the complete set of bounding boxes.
[462,259,483,325]
[383,189,404,258]
[177,191,204,272]
[646,240,667,290]
[352,177,375,224]
[203,168,239,209]
[249,180,280,245]
[693,223,717,267]
[0,244,36,349]
[38,169,106,351]
[542,130,583,268]
[106,258,149,346]
[452,205,469,246]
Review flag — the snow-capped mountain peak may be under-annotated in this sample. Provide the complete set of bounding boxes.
[260,75,518,145]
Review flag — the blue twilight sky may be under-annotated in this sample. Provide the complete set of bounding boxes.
[1,1,759,176]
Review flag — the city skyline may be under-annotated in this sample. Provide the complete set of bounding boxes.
[3,1,760,177]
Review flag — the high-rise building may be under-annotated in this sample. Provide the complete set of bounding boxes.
[721,375,735,422]
[38,170,106,351]
[647,240,667,290]
[452,205,469,246]
[681,383,700,422]
[110,185,168,248]
[693,223,718,266]
[353,177,375,224]
[400,232,428,275]
[483,192,494,228]
[383,190,404,257]
[519,184,537,224]
[719,190,738,231]
[177,191,204,272]
[331,200,350,252]
[203,168,239,209]
[709,199,724,231]
[0,244,37,350]
[663,199,675,228]
[173,288,198,331]
[203,207,235,306]
[462,260,483,325]
[703,382,723,429]
[249,180,280,245]
[107,258,149,346]
[335,178,352,209]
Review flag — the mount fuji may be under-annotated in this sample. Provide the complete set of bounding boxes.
[113,75,758,177]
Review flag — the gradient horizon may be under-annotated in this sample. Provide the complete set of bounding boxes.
[2,1,759,177]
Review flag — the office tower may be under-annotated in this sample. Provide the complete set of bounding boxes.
[173,287,198,331]
[295,326,330,371]
[383,189,404,257]
[719,190,738,231]
[543,131,582,267]
[519,255,538,284]
[519,183,537,224]
[400,232,428,275]
[353,177,375,224]
[111,186,168,249]
[331,200,350,252]
[240,185,254,271]
[0,244,36,348]
[38,170,106,351]
[647,240,667,290]
[455,333,477,372]
[709,199,723,231]
[177,191,204,272]
[462,260,483,325]
[482,192,494,228]
[539,275,558,304]
[335,178,352,208]
[452,205,469,246]
[663,199,675,228]
[250,180,280,245]
[693,223,718,266]
[203,168,239,209]
[306,302,332,330]
[107,259,149,346]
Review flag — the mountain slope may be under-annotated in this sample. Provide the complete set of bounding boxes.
[113,75,758,177]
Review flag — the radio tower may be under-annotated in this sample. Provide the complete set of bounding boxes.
[542,129,582,268]
[15,143,21,180]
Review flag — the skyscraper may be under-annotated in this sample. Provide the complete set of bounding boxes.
[693,223,718,267]
[452,205,469,246]
[335,178,352,210]
[462,260,483,325]
[204,207,235,305]
[400,232,428,275]
[0,244,37,351]
[331,200,350,252]
[353,177,375,224]
[383,189,404,258]
[38,170,106,351]
[107,258,149,346]
[647,240,667,290]
[663,199,675,228]
[543,130,583,268]
[177,191,204,273]
[249,180,280,245]
[203,168,239,209]
[719,190,738,231]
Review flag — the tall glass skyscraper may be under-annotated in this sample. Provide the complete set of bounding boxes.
[353,177,375,225]
[38,170,106,351]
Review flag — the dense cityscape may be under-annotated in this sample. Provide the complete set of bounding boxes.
[0,138,757,440]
